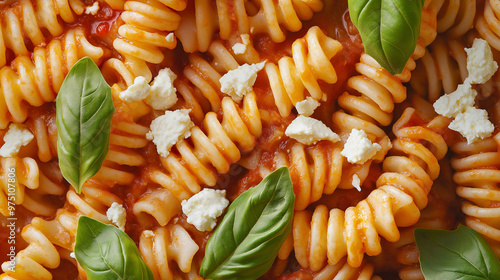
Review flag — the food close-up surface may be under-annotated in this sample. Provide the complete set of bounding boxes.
[0,0,499,279]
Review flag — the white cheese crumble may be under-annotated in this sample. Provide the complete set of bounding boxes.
[449,107,495,144]
[85,1,99,15]
[145,68,178,110]
[70,252,75,259]
[146,109,194,157]
[341,129,381,164]
[232,34,251,54]
[352,174,361,192]
[106,202,127,231]
[119,76,151,103]
[433,83,477,118]
[181,189,229,232]
[465,38,498,84]
[166,33,175,43]
[285,115,340,145]
[220,61,266,102]
[0,124,34,157]
[296,97,320,117]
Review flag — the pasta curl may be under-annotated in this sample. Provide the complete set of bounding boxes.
[0,27,104,129]
[434,0,476,37]
[476,0,500,51]
[0,157,38,216]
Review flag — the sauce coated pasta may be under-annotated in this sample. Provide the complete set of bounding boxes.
[0,0,499,279]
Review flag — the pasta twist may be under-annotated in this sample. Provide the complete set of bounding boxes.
[139,225,200,280]
[0,180,122,279]
[150,92,261,202]
[113,0,186,64]
[452,136,500,257]
[476,0,500,51]
[265,26,342,117]
[433,0,476,37]
[282,108,448,269]
[0,157,38,216]
[0,27,104,129]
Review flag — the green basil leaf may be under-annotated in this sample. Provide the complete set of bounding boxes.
[348,0,425,75]
[56,57,114,193]
[75,216,154,280]
[200,167,295,280]
[415,225,500,280]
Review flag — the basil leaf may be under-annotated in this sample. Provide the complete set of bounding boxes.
[56,57,114,193]
[75,216,154,280]
[348,0,424,75]
[415,225,500,280]
[200,167,295,280]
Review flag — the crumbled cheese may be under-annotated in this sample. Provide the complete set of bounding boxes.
[232,34,251,54]
[106,202,127,231]
[146,109,194,157]
[285,115,340,145]
[166,33,175,43]
[352,174,361,192]
[449,107,494,144]
[181,189,229,232]
[145,68,178,110]
[119,76,151,103]
[433,83,477,118]
[0,124,34,157]
[465,38,498,84]
[296,97,320,116]
[70,252,75,259]
[142,230,155,238]
[341,129,381,164]
[85,2,99,15]
[220,61,266,102]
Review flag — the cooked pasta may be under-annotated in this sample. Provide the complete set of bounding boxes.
[434,0,476,37]
[476,0,500,51]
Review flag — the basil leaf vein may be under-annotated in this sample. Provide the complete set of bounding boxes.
[348,0,425,75]
[75,216,154,280]
[56,57,114,192]
[415,225,500,280]
[200,167,295,280]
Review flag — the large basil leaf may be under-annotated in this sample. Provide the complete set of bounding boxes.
[200,167,295,280]
[75,216,154,280]
[56,57,114,193]
[348,0,424,75]
[415,225,500,279]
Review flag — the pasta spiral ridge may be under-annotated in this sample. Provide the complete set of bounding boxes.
[265,26,342,117]
[284,108,448,269]
[452,136,500,257]
[476,0,500,51]
[0,157,39,216]
[0,27,104,129]
[150,92,262,202]
[0,180,122,279]
[434,0,476,37]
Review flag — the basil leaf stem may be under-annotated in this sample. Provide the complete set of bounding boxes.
[200,167,295,280]
[75,216,154,280]
[348,0,425,75]
[56,57,114,193]
[415,225,500,280]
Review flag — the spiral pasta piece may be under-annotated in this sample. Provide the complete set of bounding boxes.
[0,27,104,129]
[139,225,200,280]
[0,180,122,279]
[451,136,500,257]
[265,26,342,117]
[476,0,500,51]
[433,0,476,37]
[150,92,261,202]
[0,157,38,216]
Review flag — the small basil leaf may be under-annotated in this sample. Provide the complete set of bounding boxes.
[200,167,295,280]
[56,57,114,192]
[75,216,154,280]
[415,225,500,280]
[348,0,425,75]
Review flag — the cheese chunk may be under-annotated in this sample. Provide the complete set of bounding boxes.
[166,33,175,43]
[352,174,361,192]
[449,107,494,144]
[181,189,229,232]
[85,2,99,15]
[285,116,340,145]
[119,76,151,103]
[145,68,178,110]
[220,61,266,102]
[433,83,477,118]
[146,109,194,157]
[465,38,498,84]
[0,124,34,157]
[341,129,381,164]
[296,97,320,116]
[106,202,127,231]
[232,34,251,54]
